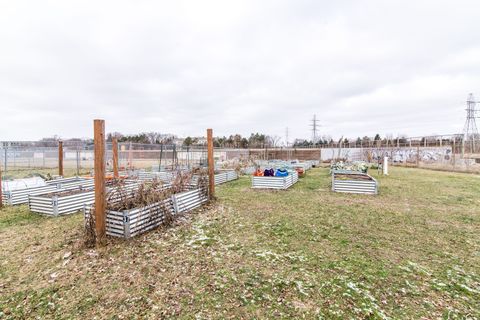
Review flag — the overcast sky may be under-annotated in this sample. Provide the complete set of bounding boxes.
[1,0,479,142]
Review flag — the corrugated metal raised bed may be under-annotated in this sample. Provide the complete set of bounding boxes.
[307,160,320,168]
[331,171,378,195]
[28,183,141,216]
[104,198,176,238]
[29,190,95,215]
[3,184,68,206]
[251,171,299,190]
[3,178,96,206]
[1,192,9,206]
[225,170,238,182]
[138,171,176,183]
[84,186,208,238]
[291,162,309,172]
[45,177,86,186]
[50,179,94,190]
[173,187,208,214]
[242,166,256,175]
[191,170,238,186]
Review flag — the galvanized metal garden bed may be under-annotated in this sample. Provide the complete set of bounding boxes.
[242,166,256,175]
[84,186,208,238]
[29,190,95,215]
[2,179,95,206]
[139,170,236,185]
[28,182,141,216]
[331,170,378,195]
[45,177,87,186]
[290,162,311,172]
[191,170,238,186]
[138,171,175,183]
[251,171,299,190]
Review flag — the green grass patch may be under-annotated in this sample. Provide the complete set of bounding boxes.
[0,205,46,229]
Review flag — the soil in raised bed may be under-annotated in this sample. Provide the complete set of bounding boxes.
[334,174,373,181]
[41,188,93,198]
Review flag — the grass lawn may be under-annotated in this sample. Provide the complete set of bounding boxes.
[0,167,479,319]
[1,168,92,180]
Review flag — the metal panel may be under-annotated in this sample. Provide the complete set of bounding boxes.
[173,188,208,213]
[28,182,142,215]
[138,171,175,183]
[45,177,85,185]
[4,185,60,205]
[251,171,298,190]
[332,172,378,195]
[84,186,208,239]
[242,166,256,175]
[192,170,238,186]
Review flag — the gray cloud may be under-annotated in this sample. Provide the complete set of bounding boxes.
[1,0,479,142]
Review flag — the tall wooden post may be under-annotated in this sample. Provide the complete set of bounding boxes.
[94,120,106,240]
[172,145,176,171]
[207,129,215,200]
[158,144,163,171]
[58,141,64,177]
[112,137,119,179]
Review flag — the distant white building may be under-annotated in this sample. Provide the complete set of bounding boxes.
[195,137,207,145]
[173,138,184,146]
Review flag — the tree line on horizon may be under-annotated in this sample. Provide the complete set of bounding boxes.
[28,132,462,149]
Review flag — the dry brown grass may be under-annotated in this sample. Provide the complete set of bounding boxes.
[0,167,479,319]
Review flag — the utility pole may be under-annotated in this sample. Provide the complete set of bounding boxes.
[463,93,479,154]
[310,114,320,144]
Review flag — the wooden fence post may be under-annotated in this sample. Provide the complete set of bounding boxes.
[207,129,215,200]
[128,142,133,169]
[416,145,420,167]
[112,137,119,179]
[94,119,106,240]
[58,140,64,177]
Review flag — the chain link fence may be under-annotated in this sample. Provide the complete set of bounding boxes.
[1,134,479,179]
[0,143,212,180]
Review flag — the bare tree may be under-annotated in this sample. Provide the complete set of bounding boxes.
[145,132,162,144]
[266,135,282,148]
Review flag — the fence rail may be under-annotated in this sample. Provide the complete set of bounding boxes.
[1,136,479,176]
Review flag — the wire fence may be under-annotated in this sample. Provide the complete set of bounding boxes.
[1,134,480,179]
[0,143,211,179]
